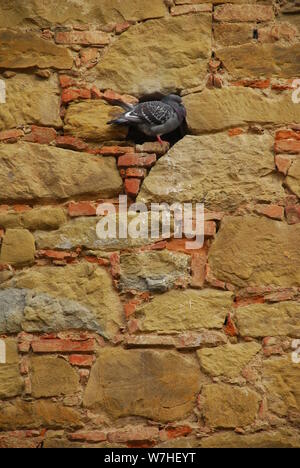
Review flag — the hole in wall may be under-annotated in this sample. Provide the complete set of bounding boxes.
[127,92,188,148]
[253,29,258,39]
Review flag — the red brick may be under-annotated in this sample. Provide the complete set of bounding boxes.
[275,130,300,141]
[13,204,32,213]
[23,126,57,144]
[165,426,192,439]
[190,251,207,288]
[274,140,300,154]
[214,5,274,22]
[118,153,156,168]
[275,155,292,175]
[254,204,284,221]
[90,85,104,99]
[285,205,300,224]
[80,48,98,65]
[141,240,167,251]
[108,427,159,443]
[0,205,9,212]
[55,135,88,151]
[31,338,95,353]
[69,431,106,442]
[171,4,212,15]
[125,168,147,179]
[59,75,77,88]
[124,299,141,318]
[61,88,91,104]
[0,129,24,141]
[84,255,110,266]
[68,201,96,217]
[110,252,120,278]
[68,354,94,367]
[36,249,78,260]
[232,79,270,89]
[228,128,244,137]
[103,89,138,106]
[224,314,238,337]
[124,178,141,197]
[271,83,292,91]
[99,146,134,156]
[115,22,131,34]
[55,31,110,46]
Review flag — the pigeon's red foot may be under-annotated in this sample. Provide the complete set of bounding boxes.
[157,135,165,146]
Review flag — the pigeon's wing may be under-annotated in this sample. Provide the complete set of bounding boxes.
[124,101,174,126]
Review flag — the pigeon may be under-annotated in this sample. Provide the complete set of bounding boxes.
[107,94,186,144]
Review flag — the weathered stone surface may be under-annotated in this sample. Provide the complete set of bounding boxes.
[236,302,300,337]
[0,30,73,69]
[0,400,82,430]
[286,158,300,198]
[202,384,261,428]
[0,74,62,131]
[120,251,190,292]
[183,88,300,134]
[95,14,212,95]
[200,429,300,448]
[214,4,274,22]
[217,43,300,79]
[1,263,123,338]
[263,357,300,418]
[209,216,300,287]
[197,342,261,378]
[34,212,163,250]
[0,207,67,231]
[138,134,284,211]
[31,356,79,398]
[214,22,254,46]
[0,339,23,399]
[83,349,201,422]
[0,143,122,202]
[0,0,167,28]
[0,288,105,334]
[0,229,35,266]
[137,289,233,332]
[64,101,128,142]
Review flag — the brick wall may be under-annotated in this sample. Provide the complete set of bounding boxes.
[0,0,299,448]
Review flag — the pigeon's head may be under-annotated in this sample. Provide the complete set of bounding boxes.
[162,94,186,121]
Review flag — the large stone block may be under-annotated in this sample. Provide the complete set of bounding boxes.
[286,158,300,198]
[197,342,261,378]
[0,143,122,202]
[200,429,300,448]
[137,289,233,332]
[119,250,190,292]
[236,302,300,337]
[183,87,300,134]
[138,134,284,211]
[0,229,35,266]
[0,0,167,28]
[1,263,123,338]
[209,216,300,287]
[263,357,300,419]
[0,400,82,430]
[0,74,62,131]
[95,14,212,95]
[83,348,201,422]
[0,288,105,335]
[0,339,23,399]
[64,101,128,142]
[202,384,261,428]
[30,356,79,398]
[0,30,73,69]
[217,43,300,79]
